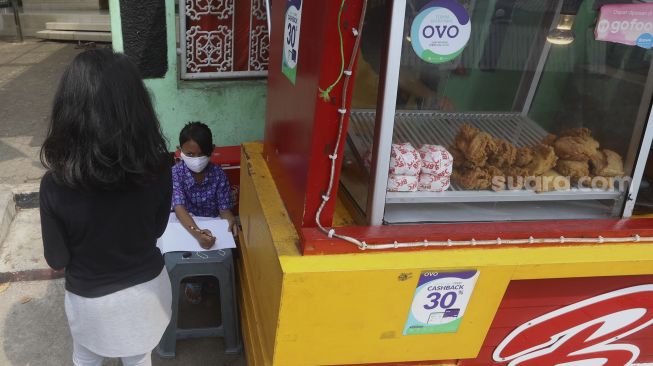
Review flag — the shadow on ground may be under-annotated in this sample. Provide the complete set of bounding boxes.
[0,40,88,143]
[3,280,72,365]
[2,279,245,366]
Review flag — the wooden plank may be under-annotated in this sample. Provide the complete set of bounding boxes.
[238,260,271,366]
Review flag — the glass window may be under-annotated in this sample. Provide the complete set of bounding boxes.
[342,0,653,224]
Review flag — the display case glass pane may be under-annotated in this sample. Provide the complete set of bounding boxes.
[344,0,653,224]
[341,0,390,219]
[634,151,653,215]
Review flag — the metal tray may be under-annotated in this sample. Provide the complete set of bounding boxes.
[347,110,622,204]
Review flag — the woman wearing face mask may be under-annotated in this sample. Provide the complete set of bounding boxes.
[172,121,236,304]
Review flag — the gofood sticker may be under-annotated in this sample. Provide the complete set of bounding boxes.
[410,0,471,64]
[282,0,302,84]
[403,270,479,335]
[595,4,653,49]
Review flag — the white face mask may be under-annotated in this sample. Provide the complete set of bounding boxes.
[181,152,210,173]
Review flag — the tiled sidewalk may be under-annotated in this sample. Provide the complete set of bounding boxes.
[0,37,82,185]
[0,278,245,366]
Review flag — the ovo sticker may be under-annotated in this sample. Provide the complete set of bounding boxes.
[403,270,479,335]
[282,0,302,84]
[410,0,471,64]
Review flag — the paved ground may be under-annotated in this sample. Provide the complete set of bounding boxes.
[0,38,248,365]
[0,208,247,365]
[0,37,85,185]
[0,209,46,273]
[0,278,245,366]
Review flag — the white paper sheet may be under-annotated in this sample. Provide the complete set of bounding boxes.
[157,213,236,253]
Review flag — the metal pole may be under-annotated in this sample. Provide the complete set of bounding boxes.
[519,0,563,115]
[265,0,271,35]
[367,0,407,225]
[621,58,653,218]
[10,0,22,43]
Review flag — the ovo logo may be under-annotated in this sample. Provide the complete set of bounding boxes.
[410,0,471,64]
[493,284,653,366]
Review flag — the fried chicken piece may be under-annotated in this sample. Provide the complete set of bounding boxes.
[559,127,592,139]
[456,123,477,141]
[542,134,557,146]
[514,147,534,167]
[526,144,558,176]
[452,165,504,190]
[452,167,492,190]
[449,146,463,167]
[504,166,532,190]
[449,146,465,168]
[449,146,480,169]
[505,166,531,178]
[553,136,599,161]
[488,138,517,168]
[590,149,624,177]
[535,169,571,193]
[486,165,506,191]
[453,124,497,166]
[555,160,589,183]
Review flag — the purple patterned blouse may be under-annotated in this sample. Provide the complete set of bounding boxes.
[172,161,233,217]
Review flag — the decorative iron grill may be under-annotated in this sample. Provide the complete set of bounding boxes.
[180,0,269,79]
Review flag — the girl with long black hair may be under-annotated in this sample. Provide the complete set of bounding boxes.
[39,49,172,366]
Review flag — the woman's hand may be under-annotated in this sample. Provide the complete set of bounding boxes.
[196,229,216,249]
[220,209,238,237]
[227,218,238,237]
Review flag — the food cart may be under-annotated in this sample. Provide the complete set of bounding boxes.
[237,0,653,364]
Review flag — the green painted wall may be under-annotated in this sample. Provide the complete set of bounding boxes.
[109,0,267,149]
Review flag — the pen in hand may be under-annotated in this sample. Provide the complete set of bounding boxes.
[189,225,216,249]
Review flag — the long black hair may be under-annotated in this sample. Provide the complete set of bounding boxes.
[179,121,214,156]
[41,49,169,190]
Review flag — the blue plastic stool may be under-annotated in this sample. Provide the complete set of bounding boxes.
[155,249,241,358]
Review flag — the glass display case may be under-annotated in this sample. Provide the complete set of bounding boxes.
[634,146,653,214]
[340,0,653,224]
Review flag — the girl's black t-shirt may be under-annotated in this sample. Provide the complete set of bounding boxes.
[39,169,172,298]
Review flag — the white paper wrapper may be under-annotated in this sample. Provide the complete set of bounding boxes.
[389,143,422,176]
[387,174,419,192]
[418,174,451,192]
[419,144,453,176]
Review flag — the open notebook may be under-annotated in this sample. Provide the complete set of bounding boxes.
[157,213,236,253]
